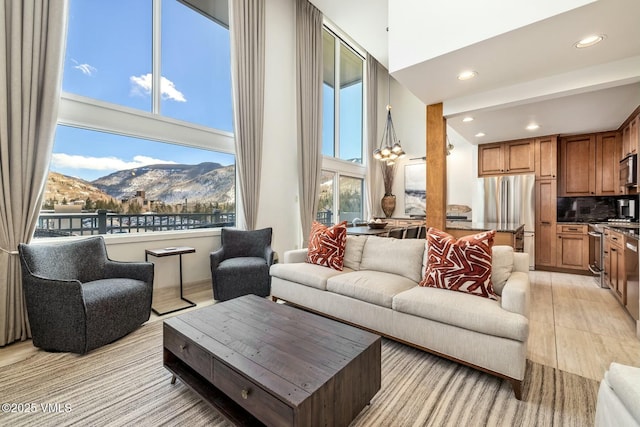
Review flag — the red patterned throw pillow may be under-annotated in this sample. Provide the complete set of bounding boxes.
[420,227,498,300]
[306,221,348,270]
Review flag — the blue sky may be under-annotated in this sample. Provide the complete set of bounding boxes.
[52,0,234,182]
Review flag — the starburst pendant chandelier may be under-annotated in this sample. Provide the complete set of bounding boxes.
[373,76,405,165]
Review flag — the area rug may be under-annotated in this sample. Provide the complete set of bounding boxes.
[1,321,599,427]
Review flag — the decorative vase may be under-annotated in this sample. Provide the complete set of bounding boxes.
[381,194,396,218]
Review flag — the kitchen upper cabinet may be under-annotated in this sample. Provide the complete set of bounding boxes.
[559,134,595,196]
[556,224,589,270]
[478,139,534,176]
[535,136,557,180]
[595,132,622,195]
[558,132,621,196]
[621,114,638,158]
[535,179,557,268]
[478,144,503,176]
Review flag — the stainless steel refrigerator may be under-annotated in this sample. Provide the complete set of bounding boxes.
[472,174,536,269]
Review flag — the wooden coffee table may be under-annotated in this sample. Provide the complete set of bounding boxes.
[163,294,381,426]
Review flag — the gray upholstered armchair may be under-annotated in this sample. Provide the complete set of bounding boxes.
[18,236,154,354]
[210,227,275,301]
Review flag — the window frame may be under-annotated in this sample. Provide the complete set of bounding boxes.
[58,92,234,156]
[320,21,369,222]
[318,169,364,225]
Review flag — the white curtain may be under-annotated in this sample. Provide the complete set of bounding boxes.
[365,54,381,218]
[229,0,265,230]
[0,1,68,346]
[295,0,322,246]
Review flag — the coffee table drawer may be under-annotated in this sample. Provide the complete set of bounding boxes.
[164,328,211,380]
[213,359,293,426]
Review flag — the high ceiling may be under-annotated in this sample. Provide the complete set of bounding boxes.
[310,0,640,144]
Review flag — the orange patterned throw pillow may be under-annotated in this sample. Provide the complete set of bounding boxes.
[306,221,348,271]
[420,227,498,300]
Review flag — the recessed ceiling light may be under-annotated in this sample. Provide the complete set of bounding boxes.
[526,124,540,131]
[457,70,478,81]
[574,34,605,48]
[475,132,485,137]
[462,117,474,122]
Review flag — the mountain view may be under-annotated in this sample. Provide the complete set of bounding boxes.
[44,162,235,212]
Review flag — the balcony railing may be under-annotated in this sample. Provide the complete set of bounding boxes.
[35,210,235,238]
[35,209,352,238]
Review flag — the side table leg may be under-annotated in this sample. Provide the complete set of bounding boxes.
[171,374,177,385]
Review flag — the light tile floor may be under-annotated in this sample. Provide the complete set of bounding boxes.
[527,270,640,381]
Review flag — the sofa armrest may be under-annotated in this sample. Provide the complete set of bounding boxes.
[513,252,529,273]
[500,271,530,318]
[283,248,308,263]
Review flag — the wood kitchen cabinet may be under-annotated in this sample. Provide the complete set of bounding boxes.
[478,139,534,176]
[621,114,638,158]
[535,136,557,179]
[606,229,626,304]
[535,179,557,267]
[558,134,594,196]
[595,132,622,195]
[556,224,589,271]
[558,132,621,196]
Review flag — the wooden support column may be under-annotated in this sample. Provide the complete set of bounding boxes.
[426,103,446,231]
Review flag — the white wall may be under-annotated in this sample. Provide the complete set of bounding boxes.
[446,127,475,209]
[375,70,427,218]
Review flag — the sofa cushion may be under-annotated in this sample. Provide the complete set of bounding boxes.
[270,262,350,291]
[392,286,528,341]
[491,246,514,296]
[360,236,425,283]
[327,271,417,308]
[306,221,347,271]
[344,235,367,270]
[421,228,498,300]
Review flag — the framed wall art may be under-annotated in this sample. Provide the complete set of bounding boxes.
[404,163,426,215]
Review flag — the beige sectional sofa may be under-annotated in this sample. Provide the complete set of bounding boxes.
[269,235,531,399]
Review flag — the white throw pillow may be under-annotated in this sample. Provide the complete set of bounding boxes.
[344,235,367,271]
[360,236,425,283]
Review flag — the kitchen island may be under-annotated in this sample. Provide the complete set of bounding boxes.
[445,221,525,252]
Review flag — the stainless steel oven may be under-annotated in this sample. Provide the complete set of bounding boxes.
[588,223,608,288]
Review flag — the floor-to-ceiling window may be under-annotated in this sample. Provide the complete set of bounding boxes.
[39,0,235,237]
[318,25,366,225]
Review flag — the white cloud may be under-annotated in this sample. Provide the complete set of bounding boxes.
[71,59,97,76]
[51,153,177,171]
[129,73,187,102]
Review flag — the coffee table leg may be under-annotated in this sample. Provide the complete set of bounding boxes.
[171,374,177,385]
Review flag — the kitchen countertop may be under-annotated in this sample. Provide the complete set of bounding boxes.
[604,224,640,239]
[446,221,525,233]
